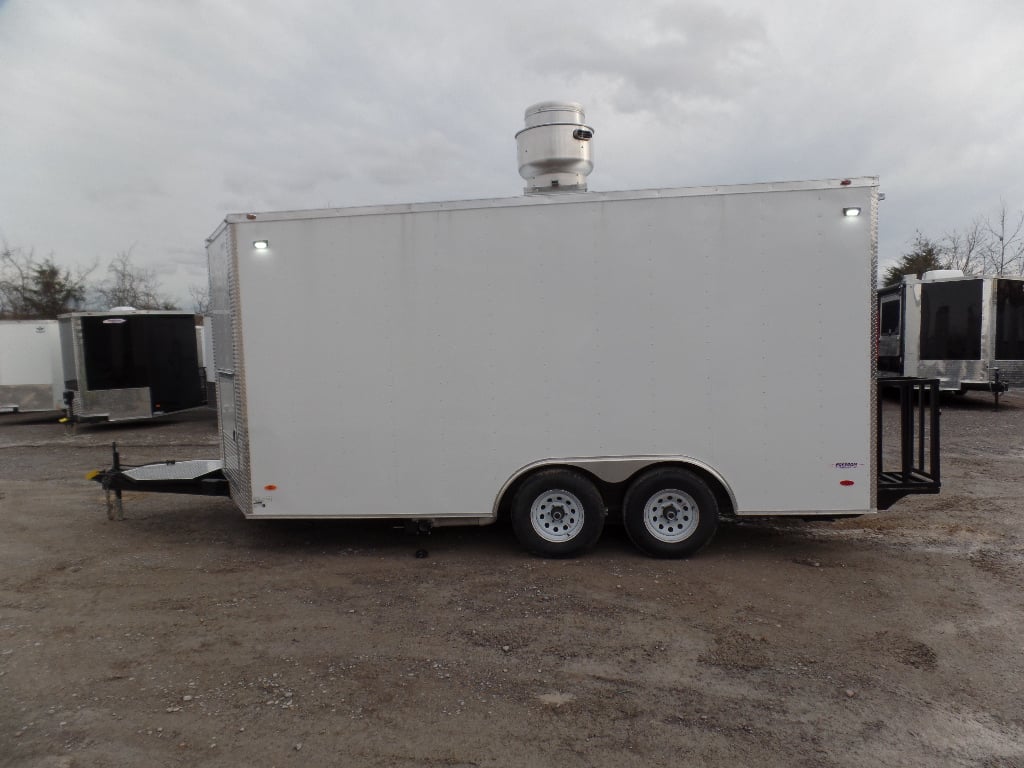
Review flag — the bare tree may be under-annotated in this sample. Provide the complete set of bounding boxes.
[188,283,210,315]
[915,201,1024,278]
[0,244,93,319]
[97,249,178,310]
[941,218,985,275]
[980,201,1024,276]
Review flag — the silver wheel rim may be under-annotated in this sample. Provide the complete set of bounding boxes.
[530,489,586,543]
[643,488,699,543]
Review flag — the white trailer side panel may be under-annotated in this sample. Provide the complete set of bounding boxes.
[0,320,64,412]
[209,180,876,519]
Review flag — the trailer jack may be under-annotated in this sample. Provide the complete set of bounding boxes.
[403,519,434,536]
[87,442,230,519]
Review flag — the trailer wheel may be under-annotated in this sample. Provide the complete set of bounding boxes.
[510,469,605,558]
[623,468,718,558]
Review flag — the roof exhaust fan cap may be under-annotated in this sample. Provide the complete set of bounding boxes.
[516,101,594,194]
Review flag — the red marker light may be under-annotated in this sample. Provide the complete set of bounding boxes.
[264,484,278,491]
[840,480,855,487]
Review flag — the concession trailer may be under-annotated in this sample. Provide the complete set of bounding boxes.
[90,102,940,558]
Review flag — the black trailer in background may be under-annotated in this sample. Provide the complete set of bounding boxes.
[877,273,1024,402]
[59,310,205,423]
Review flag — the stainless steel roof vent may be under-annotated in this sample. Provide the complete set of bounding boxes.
[515,101,594,194]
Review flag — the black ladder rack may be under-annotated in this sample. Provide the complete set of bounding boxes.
[877,377,941,510]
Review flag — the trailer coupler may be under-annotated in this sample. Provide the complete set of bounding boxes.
[87,442,230,520]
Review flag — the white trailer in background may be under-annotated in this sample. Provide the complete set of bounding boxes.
[91,102,940,557]
[0,320,64,413]
[879,270,1024,399]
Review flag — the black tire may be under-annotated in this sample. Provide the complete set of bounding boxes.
[510,469,606,558]
[622,467,719,558]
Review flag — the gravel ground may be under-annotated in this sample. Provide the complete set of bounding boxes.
[1,393,1022,768]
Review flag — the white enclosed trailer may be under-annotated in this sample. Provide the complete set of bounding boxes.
[92,103,939,557]
[0,320,64,413]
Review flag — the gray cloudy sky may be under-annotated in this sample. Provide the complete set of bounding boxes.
[2,0,1022,307]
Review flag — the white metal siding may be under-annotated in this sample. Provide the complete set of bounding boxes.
[0,320,64,411]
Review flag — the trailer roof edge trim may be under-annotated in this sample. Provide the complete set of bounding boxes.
[57,310,198,319]
[218,176,879,228]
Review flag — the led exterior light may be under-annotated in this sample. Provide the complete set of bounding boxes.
[253,240,269,250]
[843,207,861,217]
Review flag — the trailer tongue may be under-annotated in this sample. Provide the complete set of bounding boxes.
[88,443,229,520]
